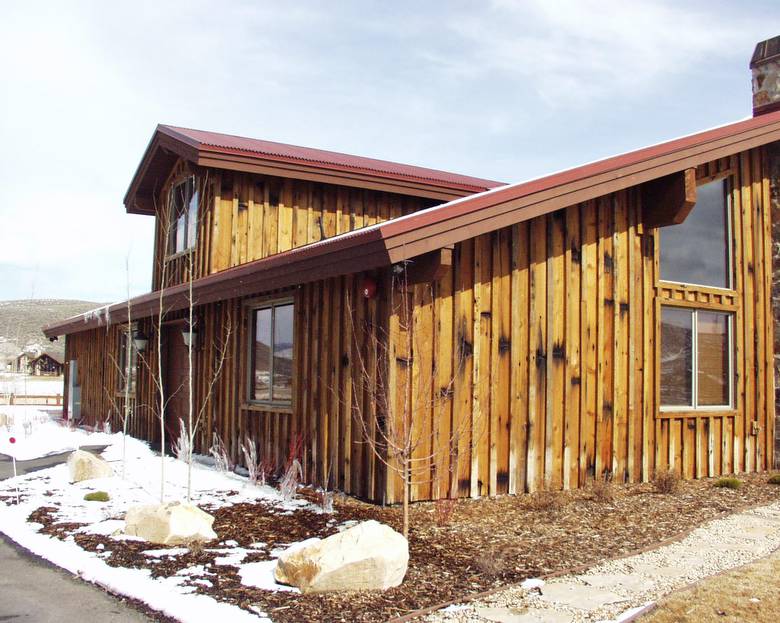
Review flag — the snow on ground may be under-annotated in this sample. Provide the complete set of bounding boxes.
[0,430,320,622]
[0,373,64,396]
[0,406,113,460]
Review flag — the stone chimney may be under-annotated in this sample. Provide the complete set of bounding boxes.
[760,36,780,466]
[751,36,780,116]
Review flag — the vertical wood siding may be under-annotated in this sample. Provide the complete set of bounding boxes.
[63,148,775,504]
[151,161,433,289]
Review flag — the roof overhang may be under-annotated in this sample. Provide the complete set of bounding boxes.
[50,110,780,338]
[123,125,504,215]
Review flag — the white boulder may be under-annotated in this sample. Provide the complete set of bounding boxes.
[124,502,217,545]
[274,519,408,593]
[67,449,114,482]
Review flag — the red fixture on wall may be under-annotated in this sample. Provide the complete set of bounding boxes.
[361,276,378,299]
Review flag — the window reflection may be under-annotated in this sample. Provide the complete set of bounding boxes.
[660,179,730,288]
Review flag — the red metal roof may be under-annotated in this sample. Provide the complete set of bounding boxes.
[159,125,504,193]
[47,109,780,337]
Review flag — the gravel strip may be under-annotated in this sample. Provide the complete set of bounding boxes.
[426,501,780,623]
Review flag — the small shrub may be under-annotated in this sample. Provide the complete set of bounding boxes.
[84,491,110,502]
[279,459,303,502]
[653,469,680,494]
[767,474,780,485]
[318,490,334,514]
[434,498,457,527]
[589,475,614,503]
[526,489,564,512]
[476,550,506,578]
[185,539,204,555]
[173,418,192,463]
[209,431,232,473]
[240,436,261,485]
[714,477,742,490]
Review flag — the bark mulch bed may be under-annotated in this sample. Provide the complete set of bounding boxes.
[25,473,780,623]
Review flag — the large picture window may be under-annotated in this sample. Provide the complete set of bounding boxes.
[168,176,198,255]
[249,301,294,404]
[659,178,731,289]
[660,306,733,410]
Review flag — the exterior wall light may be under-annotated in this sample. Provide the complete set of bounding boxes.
[181,321,198,348]
[132,330,149,353]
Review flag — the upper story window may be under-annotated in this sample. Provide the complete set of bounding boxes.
[168,177,198,255]
[249,300,294,405]
[659,178,731,289]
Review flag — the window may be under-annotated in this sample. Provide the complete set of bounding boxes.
[249,301,294,404]
[660,306,733,410]
[659,178,731,289]
[168,177,198,255]
[117,330,137,393]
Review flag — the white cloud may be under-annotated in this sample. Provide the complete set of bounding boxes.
[439,0,766,106]
[0,0,775,301]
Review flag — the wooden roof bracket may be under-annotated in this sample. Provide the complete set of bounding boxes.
[402,245,454,284]
[641,167,697,229]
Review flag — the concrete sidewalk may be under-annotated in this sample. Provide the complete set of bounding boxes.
[0,449,151,622]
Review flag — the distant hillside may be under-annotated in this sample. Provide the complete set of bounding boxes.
[0,299,102,362]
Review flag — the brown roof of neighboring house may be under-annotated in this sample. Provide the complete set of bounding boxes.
[124,125,505,215]
[46,109,780,338]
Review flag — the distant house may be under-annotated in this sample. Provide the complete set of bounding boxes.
[44,37,780,503]
[13,351,33,374]
[28,351,64,376]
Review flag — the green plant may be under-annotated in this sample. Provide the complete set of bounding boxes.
[83,491,110,502]
[767,474,780,485]
[714,477,742,490]
[653,469,680,494]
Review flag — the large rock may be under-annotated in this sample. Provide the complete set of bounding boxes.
[67,449,114,482]
[124,502,217,545]
[274,519,408,593]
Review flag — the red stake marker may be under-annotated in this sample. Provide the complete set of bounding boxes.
[9,436,19,503]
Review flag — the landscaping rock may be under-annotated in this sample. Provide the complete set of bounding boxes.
[67,449,113,482]
[124,502,217,545]
[274,519,408,593]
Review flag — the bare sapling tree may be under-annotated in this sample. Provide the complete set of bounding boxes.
[134,193,176,503]
[346,265,476,539]
[100,258,141,480]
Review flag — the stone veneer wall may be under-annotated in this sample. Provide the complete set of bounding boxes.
[770,143,780,467]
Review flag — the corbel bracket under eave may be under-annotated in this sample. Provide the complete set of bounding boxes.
[402,245,454,284]
[642,167,697,229]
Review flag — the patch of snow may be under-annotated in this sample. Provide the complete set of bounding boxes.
[238,560,300,593]
[521,578,545,591]
[0,406,113,460]
[78,519,124,536]
[0,431,327,622]
[212,548,250,566]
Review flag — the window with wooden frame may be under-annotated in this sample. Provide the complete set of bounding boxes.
[659,177,732,289]
[117,329,138,394]
[248,300,294,405]
[660,307,733,410]
[168,176,199,255]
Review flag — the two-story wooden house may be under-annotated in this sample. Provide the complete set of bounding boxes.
[45,37,780,504]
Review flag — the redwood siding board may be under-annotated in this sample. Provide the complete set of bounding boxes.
[65,149,774,504]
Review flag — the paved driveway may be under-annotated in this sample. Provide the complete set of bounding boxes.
[0,451,152,622]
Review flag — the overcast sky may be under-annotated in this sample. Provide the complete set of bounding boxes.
[0,0,776,303]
